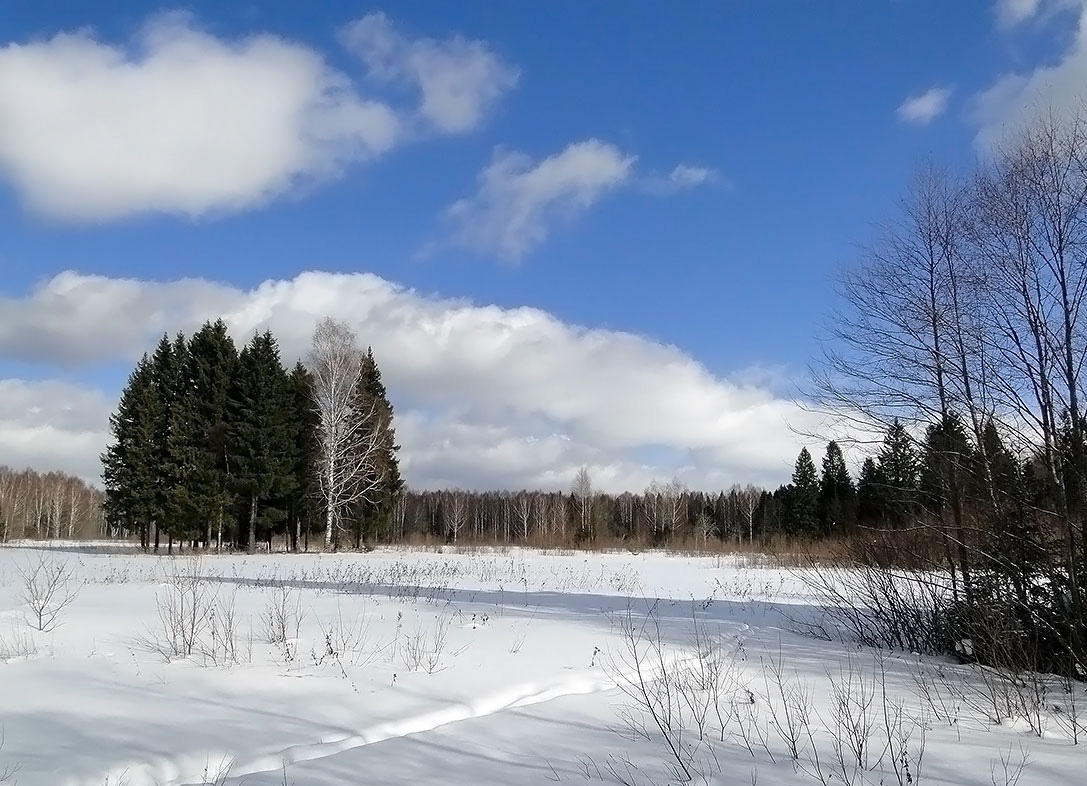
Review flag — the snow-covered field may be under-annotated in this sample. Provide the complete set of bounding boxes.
[0,544,1082,785]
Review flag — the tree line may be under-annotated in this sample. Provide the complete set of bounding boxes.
[0,466,105,542]
[811,110,1087,678]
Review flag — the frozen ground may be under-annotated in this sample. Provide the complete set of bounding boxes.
[0,544,1082,785]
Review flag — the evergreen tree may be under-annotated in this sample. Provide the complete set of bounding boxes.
[229,332,294,553]
[856,457,885,526]
[784,448,819,534]
[102,355,159,549]
[147,334,182,551]
[350,348,403,545]
[287,362,321,552]
[163,332,202,548]
[919,413,974,517]
[186,320,239,550]
[876,419,919,527]
[818,440,856,533]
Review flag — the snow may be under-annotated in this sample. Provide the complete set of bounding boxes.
[0,544,1083,785]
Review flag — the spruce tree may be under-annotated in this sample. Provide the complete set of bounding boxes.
[186,320,240,549]
[818,440,856,533]
[785,448,819,534]
[229,332,294,553]
[919,413,974,517]
[856,457,885,526]
[102,355,159,549]
[163,332,203,548]
[351,348,402,545]
[876,419,919,527]
[288,362,321,552]
[147,333,181,551]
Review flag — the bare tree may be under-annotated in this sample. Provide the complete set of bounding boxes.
[445,490,468,542]
[513,492,532,540]
[306,317,381,550]
[734,483,761,544]
[571,466,593,539]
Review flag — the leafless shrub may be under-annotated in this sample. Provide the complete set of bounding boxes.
[16,552,81,632]
[608,601,729,784]
[881,691,927,786]
[0,728,20,785]
[201,591,251,667]
[797,559,949,654]
[143,559,213,659]
[989,744,1030,786]
[906,658,964,731]
[1052,673,1086,744]
[826,658,878,780]
[312,603,384,667]
[0,627,38,662]
[762,651,815,766]
[402,614,461,674]
[261,586,304,645]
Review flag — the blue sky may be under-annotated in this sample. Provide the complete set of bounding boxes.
[0,0,1082,490]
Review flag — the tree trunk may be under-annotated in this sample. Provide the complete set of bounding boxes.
[248,494,258,555]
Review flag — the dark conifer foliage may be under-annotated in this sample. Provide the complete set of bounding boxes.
[783,447,819,534]
[102,354,159,549]
[351,347,403,546]
[818,440,855,533]
[287,362,321,552]
[229,332,295,553]
[875,419,919,527]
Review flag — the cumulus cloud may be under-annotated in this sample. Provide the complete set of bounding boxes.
[896,86,952,125]
[0,11,513,221]
[0,270,818,491]
[973,1,1087,147]
[341,12,519,133]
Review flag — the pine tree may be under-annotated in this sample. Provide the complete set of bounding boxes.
[350,348,402,545]
[229,332,294,553]
[102,355,159,549]
[876,419,919,527]
[818,440,856,533]
[785,448,819,534]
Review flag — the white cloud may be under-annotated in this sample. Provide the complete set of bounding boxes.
[0,380,112,482]
[972,2,1087,147]
[443,139,636,261]
[896,86,952,125]
[996,0,1044,26]
[340,12,519,134]
[0,270,819,491]
[668,164,716,188]
[0,11,515,221]
[638,163,722,196]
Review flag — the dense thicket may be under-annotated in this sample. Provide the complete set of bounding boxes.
[812,111,1087,679]
[0,466,105,541]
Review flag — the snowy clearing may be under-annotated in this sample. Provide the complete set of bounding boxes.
[0,545,1082,785]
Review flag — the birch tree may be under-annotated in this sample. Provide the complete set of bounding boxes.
[306,317,381,550]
